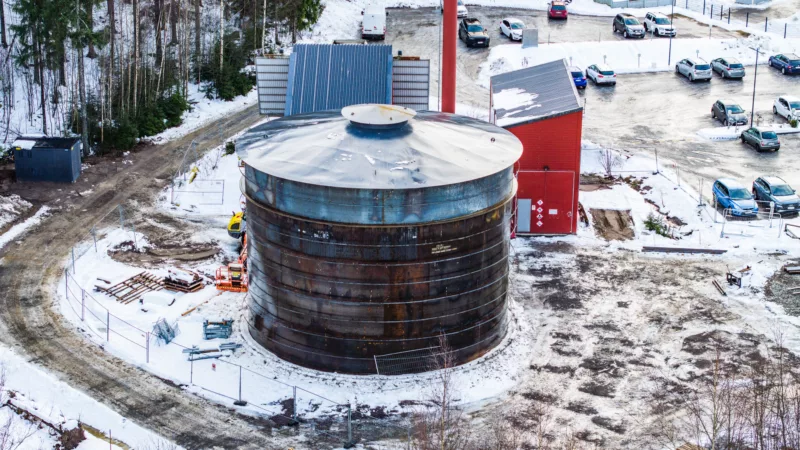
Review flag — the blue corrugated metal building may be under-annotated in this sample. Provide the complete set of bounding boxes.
[284,44,393,116]
[11,137,82,183]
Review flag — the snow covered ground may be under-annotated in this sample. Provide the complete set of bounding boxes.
[479,35,800,86]
[697,121,800,139]
[0,344,177,449]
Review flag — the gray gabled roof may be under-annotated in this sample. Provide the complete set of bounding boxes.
[285,44,393,116]
[490,59,582,128]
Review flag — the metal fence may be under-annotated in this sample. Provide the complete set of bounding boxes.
[61,204,418,448]
[680,0,800,38]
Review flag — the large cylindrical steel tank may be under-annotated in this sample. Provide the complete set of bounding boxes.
[237,104,523,374]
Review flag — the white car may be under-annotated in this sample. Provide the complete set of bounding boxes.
[643,12,676,37]
[500,18,525,41]
[441,0,468,18]
[773,95,800,121]
[586,64,617,85]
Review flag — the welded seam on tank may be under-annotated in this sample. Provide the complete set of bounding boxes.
[246,308,510,359]
[242,172,513,211]
[247,251,508,287]
[251,300,508,342]
[245,192,513,237]
[247,214,508,250]
[247,267,508,306]
[247,237,507,270]
[248,287,509,324]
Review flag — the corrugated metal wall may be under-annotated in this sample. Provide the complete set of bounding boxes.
[255,56,290,116]
[392,59,430,111]
[285,44,393,116]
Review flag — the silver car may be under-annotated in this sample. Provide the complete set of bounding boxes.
[711,100,748,126]
[711,57,745,79]
[676,57,712,82]
[586,64,617,85]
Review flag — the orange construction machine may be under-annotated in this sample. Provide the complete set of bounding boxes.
[216,232,248,292]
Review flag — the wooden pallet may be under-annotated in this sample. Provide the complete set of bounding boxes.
[163,269,204,293]
[97,272,165,304]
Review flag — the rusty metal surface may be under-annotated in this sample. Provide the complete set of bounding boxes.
[246,197,513,374]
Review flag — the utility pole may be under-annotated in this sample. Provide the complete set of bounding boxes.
[750,47,760,126]
[668,0,675,65]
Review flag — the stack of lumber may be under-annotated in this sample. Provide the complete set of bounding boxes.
[164,268,204,293]
[96,272,164,304]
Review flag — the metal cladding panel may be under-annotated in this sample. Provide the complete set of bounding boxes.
[507,111,583,172]
[14,139,81,183]
[392,59,430,111]
[490,59,583,128]
[255,56,290,116]
[285,44,393,116]
[246,197,512,374]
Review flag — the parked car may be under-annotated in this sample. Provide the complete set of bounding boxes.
[753,176,800,215]
[586,64,616,85]
[740,127,780,152]
[713,179,759,217]
[361,5,386,40]
[711,100,748,126]
[500,18,525,40]
[459,18,490,47]
[675,57,712,82]
[441,0,469,18]
[768,53,800,75]
[710,57,745,79]
[773,95,800,121]
[570,66,587,89]
[643,12,676,36]
[548,1,568,19]
[613,13,645,39]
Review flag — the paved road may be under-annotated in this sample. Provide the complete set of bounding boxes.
[581,67,800,188]
[0,105,286,449]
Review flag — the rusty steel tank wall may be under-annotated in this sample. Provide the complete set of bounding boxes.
[245,193,512,373]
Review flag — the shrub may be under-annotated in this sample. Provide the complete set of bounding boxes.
[791,118,798,128]
[225,141,236,155]
[644,212,672,238]
[135,106,167,137]
[158,92,190,128]
[101,119,139,152]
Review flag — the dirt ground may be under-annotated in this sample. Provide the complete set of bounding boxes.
[0,104,295,449]
[590,209,635,241]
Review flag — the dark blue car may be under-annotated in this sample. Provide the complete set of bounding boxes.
[753,176,800,215]
[713,178,759,217]
[570,66,587,89]
[768,53,800,75]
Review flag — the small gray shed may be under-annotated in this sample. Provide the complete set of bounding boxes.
[12,137,82,183]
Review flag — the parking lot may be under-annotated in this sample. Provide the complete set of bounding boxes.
[384,6,799,189]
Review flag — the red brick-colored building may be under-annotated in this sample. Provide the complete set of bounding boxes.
[490,59,583,235]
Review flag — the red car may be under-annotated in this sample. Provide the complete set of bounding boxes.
[548,1,568,19]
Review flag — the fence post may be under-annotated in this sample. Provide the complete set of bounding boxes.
[81,289,85,321]
[132,221,138,251]
[65,269,68,299]
[106,311,110,341]
[190,358,194,384]
[239,366,243,403]
[702,0,705,15]
[91,227,97,252]
[146,332,150,363]
[710,5,713,19]
[785,23,788,38]
[728,9,730,24]
[770,202,775,227]
[71,246,75,274]
[118,205,124,230]
[347,405,353,445]
[685,0,688,8]
[746,12,749,27]
[719,6,722,19]
[765,17,768,32]
[292,386,297,421]
[654,149,659,174]
[698,179,704,207]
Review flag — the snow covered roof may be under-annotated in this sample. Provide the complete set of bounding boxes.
[237,106,522,190]
[11,136,79,150]
[284,44,393,116]
[490,59,582,128]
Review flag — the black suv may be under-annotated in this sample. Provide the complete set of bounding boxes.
[613,13,645,39]
[459,18,490,47]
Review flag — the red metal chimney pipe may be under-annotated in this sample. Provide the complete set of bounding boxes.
[441,0,457,113]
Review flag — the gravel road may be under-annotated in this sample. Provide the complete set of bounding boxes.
[0,105,289,449]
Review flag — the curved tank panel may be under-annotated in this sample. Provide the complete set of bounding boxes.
[239,105,522,374]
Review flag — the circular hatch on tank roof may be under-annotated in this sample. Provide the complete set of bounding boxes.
[342,104,416,127]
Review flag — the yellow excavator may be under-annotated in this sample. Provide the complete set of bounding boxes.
[227,211,245,239]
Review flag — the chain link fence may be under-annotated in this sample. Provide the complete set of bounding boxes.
[61,204,420,448]
[680,0,800,38]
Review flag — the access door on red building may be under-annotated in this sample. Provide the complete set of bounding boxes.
[516,170,576,235]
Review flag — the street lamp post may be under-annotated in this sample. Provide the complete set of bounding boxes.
[750,47,760,125]
[668,0,675,65]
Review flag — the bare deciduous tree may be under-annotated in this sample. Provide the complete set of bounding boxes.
[597,149,622,179]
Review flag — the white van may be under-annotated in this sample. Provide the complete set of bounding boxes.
[361,5,387,40]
